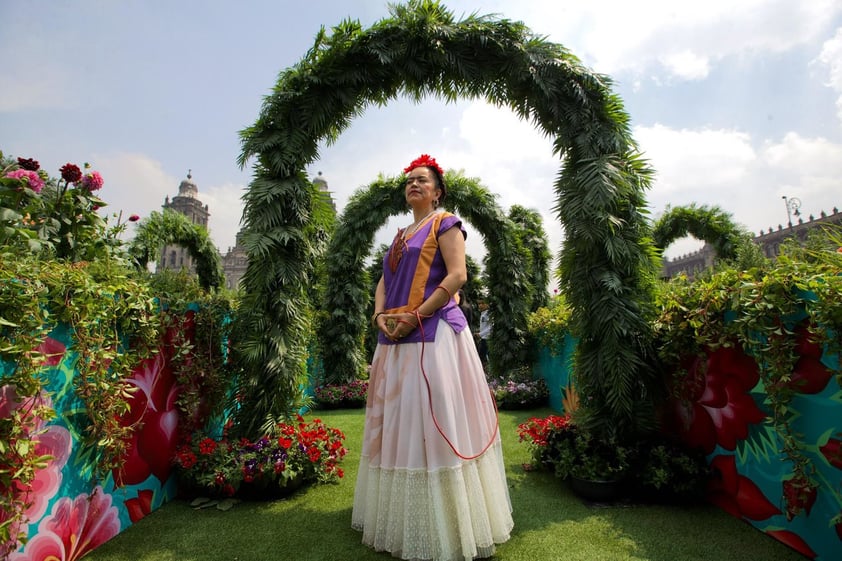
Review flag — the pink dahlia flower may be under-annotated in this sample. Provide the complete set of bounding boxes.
[5,169,45,193]
[80,171,104,192]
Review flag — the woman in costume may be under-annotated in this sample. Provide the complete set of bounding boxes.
[352,154,513,561]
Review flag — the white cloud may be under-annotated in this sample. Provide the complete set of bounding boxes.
[634,124,756,197]
[658,51,710,81]
[93,152,173,219]
[489,0,842,81]
[814,26,842,126]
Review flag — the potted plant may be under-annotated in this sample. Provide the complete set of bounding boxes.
[518,413,633,502]
[628,436,711,504]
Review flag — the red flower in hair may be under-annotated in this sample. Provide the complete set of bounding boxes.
[404,154,443,176]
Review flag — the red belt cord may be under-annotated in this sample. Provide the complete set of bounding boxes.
[409,312,500,460]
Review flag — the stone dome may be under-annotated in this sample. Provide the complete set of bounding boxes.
[178,170,198,198]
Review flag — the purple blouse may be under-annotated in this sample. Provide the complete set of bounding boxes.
[379,212,468,345]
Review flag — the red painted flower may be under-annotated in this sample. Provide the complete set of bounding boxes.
[782,474,818,521]
[785,322,831,394]
[671,346,766,453]
[59,163,82,184]
[128,214,140,222]
[34,336,66,367]
[765,530,817,559]
[820,436,842,470]
[11,487,120,561]
[124,489,154,524]
[708,454,782,521]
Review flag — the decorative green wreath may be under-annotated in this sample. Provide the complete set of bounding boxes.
[128,208,224,291]
[237,0,660,440]
[318,172,530,384]
[652,203,746,262]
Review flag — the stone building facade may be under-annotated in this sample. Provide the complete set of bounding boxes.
[157,171,210,275]
[662,207,842,279]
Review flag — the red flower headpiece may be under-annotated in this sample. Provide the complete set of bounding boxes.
[404,154,443,177]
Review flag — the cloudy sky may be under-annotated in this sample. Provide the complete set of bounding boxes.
[3,0,841,287]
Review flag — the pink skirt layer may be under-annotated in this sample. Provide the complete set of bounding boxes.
[352,321,513,561]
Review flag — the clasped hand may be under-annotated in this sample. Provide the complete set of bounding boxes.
[377,312,418,341]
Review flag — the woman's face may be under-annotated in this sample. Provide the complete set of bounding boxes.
[404,166,441,209]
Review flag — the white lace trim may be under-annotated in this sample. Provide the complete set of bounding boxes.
[352,443,513,561]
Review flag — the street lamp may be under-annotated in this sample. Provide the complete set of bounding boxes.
[782,195,801,226]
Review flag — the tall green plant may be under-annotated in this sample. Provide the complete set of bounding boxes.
[230,170,333,435]
[508,205,551,311]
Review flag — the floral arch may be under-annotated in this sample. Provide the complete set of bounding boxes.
[235,0,661,438]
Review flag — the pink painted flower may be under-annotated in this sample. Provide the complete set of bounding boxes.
[34,336,66,367]
[5,169,45,193]
[10,487,120,561]
[114,350,180,486]
[0,385,72,526]
[80,171,103,192]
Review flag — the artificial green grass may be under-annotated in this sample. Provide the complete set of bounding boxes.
[84,408,804,561]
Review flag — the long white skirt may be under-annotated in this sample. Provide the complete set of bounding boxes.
[352,321,513,561]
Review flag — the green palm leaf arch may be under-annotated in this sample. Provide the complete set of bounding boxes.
[128,208,224,291]
[237,0,661,440]
[653,203,746,262]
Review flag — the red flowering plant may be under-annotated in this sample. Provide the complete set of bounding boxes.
[0,151,137,263]
[517,414,574,470]
[173,416,348,499]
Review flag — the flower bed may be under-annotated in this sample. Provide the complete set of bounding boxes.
[488,366,549,409]
[173,416,347,499]
[312,379,368,409]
